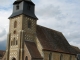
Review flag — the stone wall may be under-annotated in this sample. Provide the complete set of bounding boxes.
[43,51,77,60]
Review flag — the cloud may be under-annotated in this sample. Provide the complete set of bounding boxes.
[0,0,14,8]
[0,0,80,50]
[0,8,11,50]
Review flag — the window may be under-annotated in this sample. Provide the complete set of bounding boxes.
[13,38,16,45]
[70,55,72,60]
[27,4,31,10]
[12,57,16,60]
[28,20,31,28]
[60,54,63,60]
[49,52,52,60]
[14,21,17,28]
[14,30,16,34]
[11,38,17,46]
[16,40,18,45]
[25,56,28,60]
[16,5,19,10]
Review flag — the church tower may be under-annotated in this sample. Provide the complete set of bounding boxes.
[6,0,38,60]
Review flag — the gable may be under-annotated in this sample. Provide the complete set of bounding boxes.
[36,25,78,54]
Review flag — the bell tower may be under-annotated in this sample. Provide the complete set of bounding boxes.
[6,0,38,60]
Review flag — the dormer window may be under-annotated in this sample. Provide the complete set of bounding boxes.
[16,4,19,10]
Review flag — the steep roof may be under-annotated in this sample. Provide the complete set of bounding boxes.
[36,25,78,54]
[25,41,42,59]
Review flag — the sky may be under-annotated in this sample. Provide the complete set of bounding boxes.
[0,0,80,50]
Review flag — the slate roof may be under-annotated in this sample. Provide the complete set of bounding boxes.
[25,41,42,59]
[71,46,80,54]
[36,25,78,54]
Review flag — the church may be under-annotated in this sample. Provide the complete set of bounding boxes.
[1,0,80,60]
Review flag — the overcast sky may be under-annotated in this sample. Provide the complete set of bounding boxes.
[0,0,80,50]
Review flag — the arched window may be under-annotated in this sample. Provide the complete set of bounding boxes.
[13,30,16,34]
[70,55,72,60]
[14,21,17,28]
[49,52,52,60]
[28,20,31,28]
[13,38,16,45]
[16,40,18,45]
[25,56,28,60]
[60,54,63,60]
[12,57,16,60]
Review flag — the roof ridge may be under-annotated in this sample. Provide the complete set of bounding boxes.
[37,25,61,33]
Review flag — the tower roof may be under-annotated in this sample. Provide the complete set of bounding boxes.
[9,0,38,19]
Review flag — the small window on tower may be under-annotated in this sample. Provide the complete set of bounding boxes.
[27,4,31,10]
[16,40,18,45]
[16,4,19,10]
[28,20,31,28]
[13,38,16,45]
[14,30,16,34]
[14,21,17,28]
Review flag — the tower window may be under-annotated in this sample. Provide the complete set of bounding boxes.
[28,20,31,28]
[27,4,31,10]
[16,4,19,10]
[13,38,16,45]
[25,56,28,60]
[16,40,18,45]
[14,21,17,28]
[14,30,16,34]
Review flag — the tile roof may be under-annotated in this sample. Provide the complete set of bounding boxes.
[36,25,78,54]
[25,41,42,59]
